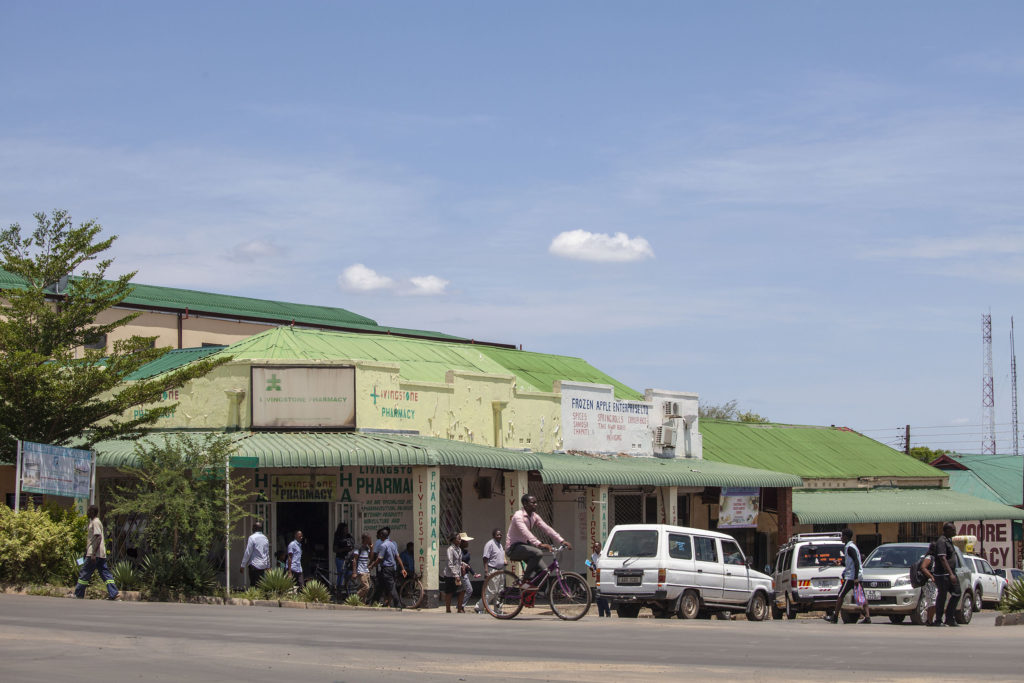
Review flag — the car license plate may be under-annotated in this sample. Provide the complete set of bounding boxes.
[814,579,838,588]
[617,576,642,585]
[865,589,881,601]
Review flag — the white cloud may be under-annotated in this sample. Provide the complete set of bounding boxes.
[548,229,654,262]
[228,240,280,263]
[408,275,449,296]
[338,264,395,291]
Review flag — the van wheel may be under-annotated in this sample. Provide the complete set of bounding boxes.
[956,591,973,624]
[771,602,784,620]
[840,610,859,624]
[746,592,768,622]
[615,604,641,619]
[888,615,906,624]
[785,595,798,620]
[973,589,983,612]
[678,591,701,619]
[651,603,674,619]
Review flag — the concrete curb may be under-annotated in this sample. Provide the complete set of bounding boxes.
[994,612,1024,626]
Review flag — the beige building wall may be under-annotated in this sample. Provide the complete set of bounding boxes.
[96,308,277,351]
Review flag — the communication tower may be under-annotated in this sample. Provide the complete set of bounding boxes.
[982,313,996,454]
[1012,317,1019,456]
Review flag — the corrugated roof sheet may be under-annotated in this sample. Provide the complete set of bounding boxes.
[479,347,644,400]
[946,470,1006,505]
[942,454,1023,506]
[214,327,643,398]
[537,453,802,488]
[93,431,544,471]
[125,346,227,380]
[793,488,1024,524]
[700,420,944,479]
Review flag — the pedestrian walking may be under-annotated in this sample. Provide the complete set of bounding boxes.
[368,527,406,609]
[75,505,119,600]
[332,522,354,595]
[399,542,416,577]
[590,542,611,617]
[459,533,479,610]
[475,528,506,613]
[287,530,305,589]
[239,521,270,588]
[932,522,961,627]
[352,534,373,602]
[830,528,869,623]
[441,532,466,613]
[919,542,939,626]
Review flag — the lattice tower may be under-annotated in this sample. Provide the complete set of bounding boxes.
[1012,317,1019,456]
[982,313,996,454]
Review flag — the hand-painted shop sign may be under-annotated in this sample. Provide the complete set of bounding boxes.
[270,474,337,501]
[718,487,760,529]
[560,382,653,455]
[370,385,419,420]
[251,366,355,428]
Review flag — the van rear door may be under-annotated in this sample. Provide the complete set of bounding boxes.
[599,527,660,597]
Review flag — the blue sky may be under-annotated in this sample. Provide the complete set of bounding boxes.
[3,2,1024,452]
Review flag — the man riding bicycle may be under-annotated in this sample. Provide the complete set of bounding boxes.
[506,494,572,586]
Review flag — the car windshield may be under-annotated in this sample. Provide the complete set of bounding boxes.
[864,545,926,569]
[797,544,844,568]
[606,530,658,558]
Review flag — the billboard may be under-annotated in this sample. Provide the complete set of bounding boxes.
[251,366,356,429]
[19,441,93,499]
[718,487,760,529]
[560,381,653,455]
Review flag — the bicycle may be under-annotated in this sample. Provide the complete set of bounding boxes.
[345,567,425,609]
[481,545,591,621]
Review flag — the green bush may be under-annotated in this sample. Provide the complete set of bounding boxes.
[236,587,263,601]
[999,578,1024,614]
[257,568,295,599]
[0,503,86,586]
[110,561,140,591]
[138,553,217,599]
[344,593,364,606]
[300,579,332,604]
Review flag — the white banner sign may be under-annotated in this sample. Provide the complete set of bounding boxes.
[718,487,760,529]
[20,441,93,499]
[955,520,1014,570]
[251,366,356,428]
[560,382,653,455]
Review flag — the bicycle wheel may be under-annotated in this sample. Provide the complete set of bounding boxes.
[399,577,425,609]
[548,571,591,621]
[481,570,524,620]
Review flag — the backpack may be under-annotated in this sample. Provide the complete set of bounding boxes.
[334,533,354,556]
[910,557,927,588]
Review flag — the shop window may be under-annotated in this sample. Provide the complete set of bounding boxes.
[439,477,463,542]
[613,493,643,526]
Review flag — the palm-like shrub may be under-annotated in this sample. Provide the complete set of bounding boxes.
[344,593,364,606]
[111,561,140,591]
[257,568,295,599]
[300,579,332,603]
[999,578,1024,613]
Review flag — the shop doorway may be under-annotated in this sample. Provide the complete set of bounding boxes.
[277,502,330,576]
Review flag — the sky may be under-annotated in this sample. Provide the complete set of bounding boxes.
[2,2,1023,453]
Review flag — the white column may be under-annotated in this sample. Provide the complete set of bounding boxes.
[412,466,441,592]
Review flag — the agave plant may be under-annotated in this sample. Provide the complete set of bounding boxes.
[344,593,364,606]
[999,577,1024,613]
[257,568,295,599]
[110,561,140,591]
[300,579,332,604]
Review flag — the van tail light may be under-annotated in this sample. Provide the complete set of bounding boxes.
[791,573,798,584]
[596,569,601,585]
[658,568,666,584]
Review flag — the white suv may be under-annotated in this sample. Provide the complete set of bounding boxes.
[963,554,1007,609]
[596,524,774,621]
[771,533,846,619]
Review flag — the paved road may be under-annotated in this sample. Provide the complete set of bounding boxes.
[0,594,1016,682]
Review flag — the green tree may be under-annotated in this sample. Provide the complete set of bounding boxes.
[107,434,254,597]
[699,400,770,423]
[0,210,230,462]
[907,446,951,463]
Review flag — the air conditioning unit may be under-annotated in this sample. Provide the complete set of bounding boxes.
[656,424,677,447]
[663,401,682,418]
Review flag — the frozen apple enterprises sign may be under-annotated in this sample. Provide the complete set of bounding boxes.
[251,366,356,429]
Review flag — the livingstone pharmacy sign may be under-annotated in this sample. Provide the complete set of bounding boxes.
[251,366,356,428]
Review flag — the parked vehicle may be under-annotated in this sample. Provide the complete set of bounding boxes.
[596,524,773,621]
[963,554,1007,609]
[994,567,1024,583]
[839,542,973,625]
[771,532,846,620]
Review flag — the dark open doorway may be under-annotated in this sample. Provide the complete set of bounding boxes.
[276,502,329,575]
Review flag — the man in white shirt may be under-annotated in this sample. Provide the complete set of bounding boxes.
[239,521,271,588]
[475,528,505,613]
[286,530,305,589]
[75,505,119,600]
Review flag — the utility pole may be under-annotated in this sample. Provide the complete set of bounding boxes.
[1011,317,1019,457]
[904,424,910,455]
[982,313,996,454]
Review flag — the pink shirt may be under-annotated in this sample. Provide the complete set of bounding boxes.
[505,509,563,550]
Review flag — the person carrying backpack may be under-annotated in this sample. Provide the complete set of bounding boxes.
[830,528,870,624]
[916,543,938,626]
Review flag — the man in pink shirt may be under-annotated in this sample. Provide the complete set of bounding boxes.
[505,494,573,584]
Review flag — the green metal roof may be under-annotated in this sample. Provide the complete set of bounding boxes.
[214,327,642,397]
[946,470,1006,505]
[537,453,802,488]
[793,488,1024,525]
[479,347,644,400]
[700,420,944,479]
[93,431,544,471]
[942,454,1023,507]
[125,346,227,380]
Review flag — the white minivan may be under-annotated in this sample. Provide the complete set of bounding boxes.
[596,524,774,620]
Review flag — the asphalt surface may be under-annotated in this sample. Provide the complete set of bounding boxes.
[0,594,1017,682]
